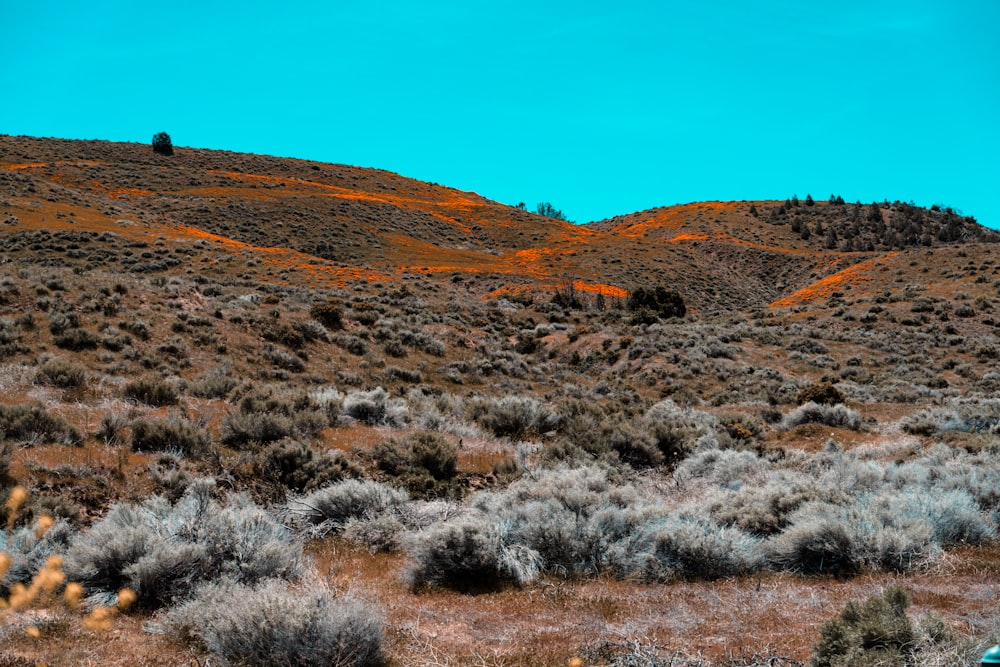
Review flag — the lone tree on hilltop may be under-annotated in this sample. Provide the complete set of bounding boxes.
[535,202,569,222]
[152,132,173,156]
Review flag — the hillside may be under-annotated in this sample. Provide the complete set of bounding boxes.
[0,136,998,666]
[5,136,995,313]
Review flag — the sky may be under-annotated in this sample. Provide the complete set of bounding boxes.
[2,1,998,227]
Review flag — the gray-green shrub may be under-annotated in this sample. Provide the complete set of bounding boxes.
[65,480,302,608]
[222,410,293,448]
[288,479,407,536]
[374,432,459,497]
[808,586,964,667]
[781,402,861,430]
[0,403,82,445]
[258,439,361,495]
[710,476,842,535]
[610,515,762,582]
[471,395,559,439]
[342,387,407,427]
[765,499,942,575]
[188,369,239,399]
[405,516,539,593]
[0,520,74,595]
[161,579,384,667]
[34,359,86,388]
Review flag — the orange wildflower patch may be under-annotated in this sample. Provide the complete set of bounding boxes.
[174,225,255,251]
[376,233,508,275]
[0,163,48,171]
[482,284,535,300]
[670,232,712,242]
[665,231,827,256]
[483,280,626,301]
[608,202,746,237]
[0,160,104,171]
[168,225,393,286]
[572,281,628,298]
[209,170,482,234]
[769,253,899,307]
[106,187,155,199]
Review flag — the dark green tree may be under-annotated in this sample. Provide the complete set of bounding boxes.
[535,202,569,222]
[867,202,883,223]
[152,132,173,156]
[626,286,686,320]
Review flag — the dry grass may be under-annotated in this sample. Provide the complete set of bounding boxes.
[305,538,1000,666]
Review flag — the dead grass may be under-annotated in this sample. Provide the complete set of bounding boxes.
[306,538,1000,666]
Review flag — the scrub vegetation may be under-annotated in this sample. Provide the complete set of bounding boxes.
[0,135,997,665]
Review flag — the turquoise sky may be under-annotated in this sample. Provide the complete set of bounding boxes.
[3,1,998,227]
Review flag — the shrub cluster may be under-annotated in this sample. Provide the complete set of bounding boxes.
[309,299,343,330]
[64,480,302,609]
[470,395,558,439]
[810,587,955,667]
[342,387,407,427]
[626,286,686,320]
[0,403,82,445]
[35,359,87,388]
[0,518,74,595]
[53,328,99,351]
[901,398,1000,437]
[222,392,329,449]
[131,417,213,458]
[287,479,408,537]
[1,482,386,666]
[402,437,1000,592]
[407,517,539,593]
[0,318,23,358]
[781,402,862,431]
[188,368,239,399]
[408,466,659,591]
[555,400,697,469]
[374,432,459,498]
[123,377,179,407]
[797,382,846,406]
[256,438,361,496]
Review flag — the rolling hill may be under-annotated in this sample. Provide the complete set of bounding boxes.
[4,135,994,313]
